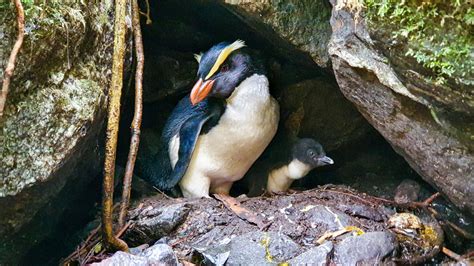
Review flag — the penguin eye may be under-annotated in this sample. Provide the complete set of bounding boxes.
[307,150,315,157]
[220,64,229,72]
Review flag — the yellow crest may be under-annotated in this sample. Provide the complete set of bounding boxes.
[194,53,203,63]
[205,40,246,80]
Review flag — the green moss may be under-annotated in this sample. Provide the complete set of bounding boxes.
[0,0,114,196]
[364,0,473,86]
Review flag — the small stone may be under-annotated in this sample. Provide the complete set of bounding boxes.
[91,251,148,266]
[304,205,353,231]
[394,179,421,204]
[288,242,333,265]
[124,203,190,245]
[92,244,179,266]
[333,231,397,265]
[226,231,301,266]
[141,244,179,266]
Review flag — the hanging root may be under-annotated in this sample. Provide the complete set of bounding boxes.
[0,0,25,117]
[118,0,145,228]
[102,0,129,252]
[139,0,152,25]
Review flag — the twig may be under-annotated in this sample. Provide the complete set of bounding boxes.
[214,194,268,229]
[153,186,173,200]
[423,192,440,205]
[428,207,474,240]
[62,225,101,264]
[462,250,474,259]
[118,0,145,228]
[170,232,197,247]
[442,247,464,262]
[139,0,152,24]
[445,220,474,240]
[102,0,129,252]
[0,0,25,117]
[116,220,132,238]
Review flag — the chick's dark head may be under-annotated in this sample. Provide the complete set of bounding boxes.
[292,138,334,168]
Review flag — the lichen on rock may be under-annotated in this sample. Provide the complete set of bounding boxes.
[0,0,113,196]
[1,68,104,196]
[0,0,121,264]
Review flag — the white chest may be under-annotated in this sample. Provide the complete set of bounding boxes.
[184,74,279,183]
[267,159,313,193]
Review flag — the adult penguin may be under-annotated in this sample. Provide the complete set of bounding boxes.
[139,40,279,198]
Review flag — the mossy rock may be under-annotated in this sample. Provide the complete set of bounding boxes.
[0,1,126,264]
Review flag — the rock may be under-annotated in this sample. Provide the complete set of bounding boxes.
[115,187,435,263]
[223,0,333,68]
[142,17,218,53]
[394,179,421,204]
[328,1,474,215]
[288,242,333,265]
[333,231,397,265]
[124,203,191,245]
[192,229,232,266]
[92,252,149,266]
[304,205,353,231]
[93,243,179,266]
[142,49,198,103]
[0,1,121,264]
[279,78,369,151]
[141,244,180,266]
[226,231,301,265]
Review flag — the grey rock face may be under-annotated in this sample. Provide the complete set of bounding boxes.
[223,0,332,68]
[142,50,198,103]
[333,231,397,265]
[328,2,474,214]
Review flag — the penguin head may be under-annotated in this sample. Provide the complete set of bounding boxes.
[190,40,264,105]
[292,138,334,168]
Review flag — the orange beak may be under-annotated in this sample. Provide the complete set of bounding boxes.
[190,78,215,105]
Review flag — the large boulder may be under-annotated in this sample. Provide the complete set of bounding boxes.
[0,1,121,263]
[223,0,333,69]
[327,2,474,214]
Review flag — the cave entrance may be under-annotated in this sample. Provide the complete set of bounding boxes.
[117,0,429,200]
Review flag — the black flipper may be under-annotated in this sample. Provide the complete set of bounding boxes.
[167,113,214,188]
[137,97,223,190]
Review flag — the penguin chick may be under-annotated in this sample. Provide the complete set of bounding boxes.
[266,138,333,193]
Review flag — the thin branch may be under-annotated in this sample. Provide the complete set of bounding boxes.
[139,0,152,25]
[116,220,133,238]
[0,0,25,117]
[423,192,440,205]
[442,247,464,262]
[102,0,129,252]
[118,0,145,228]
[445,220,474,240]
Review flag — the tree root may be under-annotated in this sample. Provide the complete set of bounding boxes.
[0,0,25,117]
[102,0,129,252]
[118,0,145,228]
